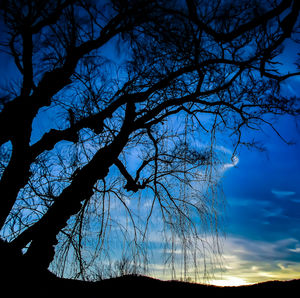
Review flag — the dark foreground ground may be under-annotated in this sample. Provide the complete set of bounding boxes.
[2,272,300,297]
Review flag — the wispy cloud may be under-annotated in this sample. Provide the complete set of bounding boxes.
[271,189,296,198]
[145,235,300,285]
[289,246,300,253]
[262,207,283,218]
[222,155,239,171]
[209,236,300,285]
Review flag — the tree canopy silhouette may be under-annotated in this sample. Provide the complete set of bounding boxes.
[0,0,299,282]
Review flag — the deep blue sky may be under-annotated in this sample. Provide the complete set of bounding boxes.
[213,76,300,285]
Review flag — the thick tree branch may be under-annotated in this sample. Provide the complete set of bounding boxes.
[20,29,33,96]
[11,101,136,269]
[185,0,295,42]
[114,158,146,192]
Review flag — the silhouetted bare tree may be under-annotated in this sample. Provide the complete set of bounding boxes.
[0,0,299,283]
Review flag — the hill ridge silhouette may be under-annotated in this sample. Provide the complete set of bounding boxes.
[14,273,300,296]
[2,268,300,297]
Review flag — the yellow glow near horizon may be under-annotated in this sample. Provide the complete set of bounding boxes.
[209,277,250,287]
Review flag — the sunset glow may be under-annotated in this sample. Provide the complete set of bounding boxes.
[210,277,249,287]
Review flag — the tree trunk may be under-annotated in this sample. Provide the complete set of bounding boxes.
[0,123,32,229]
[11,102,136,270]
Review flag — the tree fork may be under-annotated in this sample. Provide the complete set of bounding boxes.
[11,102,136,270]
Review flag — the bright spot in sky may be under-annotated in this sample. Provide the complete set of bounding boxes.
[222,154,239,172]
[210,277,249,287]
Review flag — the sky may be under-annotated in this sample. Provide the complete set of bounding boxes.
[209,77,300,286]
[0,4,300,287]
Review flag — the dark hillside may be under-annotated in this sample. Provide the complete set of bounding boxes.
[2,272,300,297]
